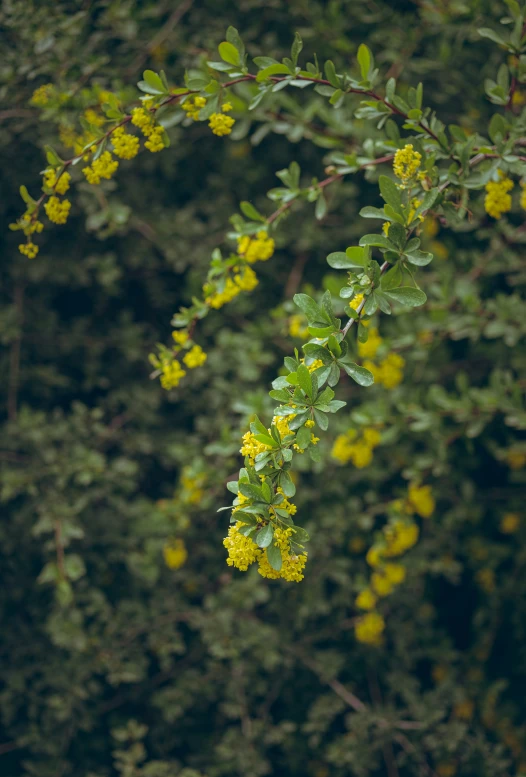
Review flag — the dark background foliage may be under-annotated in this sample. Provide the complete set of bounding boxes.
[1,1,525,776]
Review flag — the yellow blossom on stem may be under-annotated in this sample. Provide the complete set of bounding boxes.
[111,126,140,159]
[384,520,419,557]
[18,242,39,258]
[172,330,189,346]
[160,359,186,390]
[183,344,207,369]
[182,96,207,121]
[393,143,422,184]
[408,483,435,518]
[237,231,275,263]
[371,572,395,597]
[44,196,71,225]
[223,522,260,571]
[83,151,119,184]
[233,265,258,291]
[355,588,377,610]
[484,174,513,219]
[43,169,71,195]
[30,84,55,106]
[209,112,235,136]
[355,611,385,645]
[163,538,188,569]
[358,327,383,359]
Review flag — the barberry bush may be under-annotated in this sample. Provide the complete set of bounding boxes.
[1,1,525,776]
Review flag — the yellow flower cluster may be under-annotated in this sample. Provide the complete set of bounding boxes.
[289,314,309,339]
[19,242,39,258]
[44,196,71,225]
[83,108,105,127]
[172,330,189,346]
[209,104,235,136]
[484,174,513,219]
[182,96,207,121]
[240,431,270,464]
[363,352,405,389]
[357,327,383,358]
[393,143,422,184]
[354,611,385,645]
[43,169,70,195]
[163,538,188,569]
[180,467,206,505]
[83,151,119,184]
[223,522,261,571]
[131,107,165,152]
[237,231,275,263]
[111,126,140,159]
[223,522,307,582]
[30,83,55,106]
[407,482,435,518]
[331,427,381,468]
[204,266,259,308]
[160,359,186,390]
[234,265,258,291]
[500,513,520,534]
[183,344,207,369]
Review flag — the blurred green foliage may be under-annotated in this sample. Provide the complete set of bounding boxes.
[1,1,525,776]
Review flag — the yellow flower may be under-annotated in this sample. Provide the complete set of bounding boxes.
[30,83,55,106]
[160,359,186,390]
[484,174,513,219]
[221,102,233,112]
[233,265,258,291]
[163,538,188,569]
[371,571,395,597]
[44,196,71,225]
[393,144,422,184]
[131,107,153,131]
[305,420,315,428]
[82,151,119,184]
[366,546,384,568]
[209,112,235,136]
[383,520,419,557]
[408,483,435,518]
[83,108,105,127]
[382,221,390,236]
[355,588,377,610]
[172,330,189,346]
[384,563,406,584]
[355,612,385,645]
[144,126,165,152]
[500,513,520,534]
[223,522,260,571]
[43,169,71,195]
[289,314,309,339]
[111,126,140,159]
[237,231,275,263]
[183,344,207,369]
[18,242,39,258]
[363,352,405,389]
[349,293,364,311]
[357,327,383,358]
[131,107,165,151]
[362,428,381,447]
[506,449,526,469]
[521,182,526,211]
[182,96,207,121]
[240,431,271,465]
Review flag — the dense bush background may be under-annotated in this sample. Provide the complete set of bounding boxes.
[1,1,525,775]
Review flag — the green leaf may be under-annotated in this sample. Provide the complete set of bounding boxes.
[315,193,327,220]
[266,544,282,571]
[293,293,321,322]
[296,425,312,450]
[359,234,393,249]
[380,263,402,290]
[226,481,239,494]
[226,26,245,59]
[378,175,402,214]
[279,471,296,497]
[313,408,329,430]
[218,41,241,66]
[357,43,372,80]
[405,250,433,267]
[359,206,387,219]
[256,63,292,82]
[297,363,313,399]
[324,60,340,87]
[478,28,508,47]
[240,201,266,221]
[143,69,167,94]
[291,32,303,66]
[340,362,374,386]
[384,287,427,307]
[239,483,266,501]
[256,523,274,548]
[254,433,278,448]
